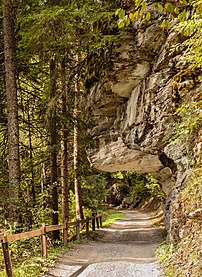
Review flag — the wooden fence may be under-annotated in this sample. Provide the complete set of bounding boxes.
[0,213,102,277]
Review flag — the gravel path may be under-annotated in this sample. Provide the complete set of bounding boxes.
[44,210,164,277]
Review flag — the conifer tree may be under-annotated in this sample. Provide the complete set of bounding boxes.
[74,79,84,220]
[0,0,117,230]
[60,58,69,225]
[3,0,20,222]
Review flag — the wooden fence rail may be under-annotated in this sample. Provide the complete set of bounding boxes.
[0,213,102,277]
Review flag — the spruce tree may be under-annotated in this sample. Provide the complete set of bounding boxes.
[3,0,20,222]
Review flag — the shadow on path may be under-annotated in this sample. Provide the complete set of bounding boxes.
[44,210,164,277]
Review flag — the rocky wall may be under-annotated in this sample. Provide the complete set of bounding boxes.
[85,7,201,241]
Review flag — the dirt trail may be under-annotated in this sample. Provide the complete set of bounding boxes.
[44,210,164,277]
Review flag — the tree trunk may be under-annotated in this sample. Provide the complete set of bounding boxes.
[27,100,35,206]
[49,58,59,241]
[61,60,69,224]
[74,86,84,220]
[3,1,20,222]
[61,127,69,222]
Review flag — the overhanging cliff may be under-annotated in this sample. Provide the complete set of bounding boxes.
[86,19,185,195]
[85,8,201,242]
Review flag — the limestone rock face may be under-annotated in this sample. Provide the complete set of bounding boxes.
[86,20,181,195]
[88,137,163,173]
[85,9,201,239]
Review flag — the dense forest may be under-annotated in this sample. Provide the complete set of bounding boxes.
[0,0,121,230]
[0,0,201,276]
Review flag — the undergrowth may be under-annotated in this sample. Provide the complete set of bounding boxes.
[0,209,123,276]
[156,166,202,277]
[0,243,64,277]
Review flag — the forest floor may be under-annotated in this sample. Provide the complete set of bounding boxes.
[43,209,164,277]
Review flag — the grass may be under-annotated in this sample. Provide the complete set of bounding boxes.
[102,209,124,227]
[0,210,124,276]
[0,243,68,277]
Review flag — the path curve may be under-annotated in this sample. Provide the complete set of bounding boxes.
[44,210,164,277]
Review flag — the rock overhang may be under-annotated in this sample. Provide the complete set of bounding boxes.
[88,137,163,174]
[84,16,192,199]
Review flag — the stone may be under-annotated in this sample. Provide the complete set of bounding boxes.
[84,5,201,242]
[158,167,175,196]
[88,137,163,173]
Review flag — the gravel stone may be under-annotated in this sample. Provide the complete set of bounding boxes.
[79,261,162,277]
[44,210,164,277]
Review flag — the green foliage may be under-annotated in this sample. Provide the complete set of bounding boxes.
[145,175,165,200]
[115,8,130,28]
[81,174,107,211]
[115,1,189,27]
[156,163,202,276]
[0,236,41,276]
[171,92,201,149]
[31,189,52,225]
[157,230,202,276]
[156,241,171,262]
[108,171,165,207]
[175,1,202,68]
[110,171,125,179]
[127,172,165,201]
[19,1,117,63]
[145,11,151,21]
[129,177,148,199]
[156,242,176,277]
[0,240,68,277]
[0,210,123,276]
[115,1,202,68]
[0,0,119,230]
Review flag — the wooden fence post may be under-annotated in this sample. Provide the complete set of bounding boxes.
[76,219,80,241]
[92,213,95,231]
[99,214,102,228]
[2,237,13,277]
[63,220,68,246]
[41,223,47,258]
[96,213,100,229]
[86,216,90,238]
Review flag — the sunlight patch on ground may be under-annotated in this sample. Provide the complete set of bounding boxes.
[79,261,162,277]
[113,220,150,226]
[101,227,159,232]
